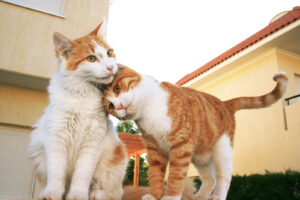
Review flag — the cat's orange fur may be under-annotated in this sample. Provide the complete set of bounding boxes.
[103,65,288,200]
[53,21,115,71]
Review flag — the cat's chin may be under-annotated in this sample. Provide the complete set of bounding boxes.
[116,112,136,121]
[116,110,127,119]
[93,75,114,85]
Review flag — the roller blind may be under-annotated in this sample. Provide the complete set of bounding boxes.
[0,125,34,199]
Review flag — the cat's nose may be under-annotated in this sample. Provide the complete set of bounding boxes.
[107,66,113,72]
[117,103,125,110]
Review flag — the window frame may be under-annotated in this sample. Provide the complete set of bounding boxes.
[2,0,66,18]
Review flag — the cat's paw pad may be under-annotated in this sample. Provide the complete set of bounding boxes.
[161,196,181,200]
[209,195,221,200]
[66,188,88,200]
[142,194,156,200]
[90,189,108,200]
[39,186,64,200]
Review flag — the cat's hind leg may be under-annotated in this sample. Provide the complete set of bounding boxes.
[29,137,47,186]
[210,135,233,200]
[90,142,127,200]
[192,154,216,200]
[66,132,107,200]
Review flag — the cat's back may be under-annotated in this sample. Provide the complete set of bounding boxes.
[160,81,225,110]
[160,81,235,143]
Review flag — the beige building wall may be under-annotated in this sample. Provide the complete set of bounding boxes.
[277,49,300,98]
[0,84,48,127]
[0,0,110,78]
[186,48,300,176]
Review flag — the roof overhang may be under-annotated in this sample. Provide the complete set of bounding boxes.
[177,7,300,87]
[0,69,50,91]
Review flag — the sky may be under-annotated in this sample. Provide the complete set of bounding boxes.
[107,0,297,84]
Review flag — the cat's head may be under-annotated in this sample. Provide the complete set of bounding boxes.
[103,65,143,120]
[53,19,117,85]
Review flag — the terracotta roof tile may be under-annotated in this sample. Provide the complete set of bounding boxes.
[176,6,300,86]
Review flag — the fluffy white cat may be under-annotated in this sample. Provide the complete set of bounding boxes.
[28,20,127,200]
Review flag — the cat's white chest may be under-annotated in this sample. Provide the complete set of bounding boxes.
[140,114,172,155]
[49,91,106,143]
[54,90,103,115]
[138,86,172,154]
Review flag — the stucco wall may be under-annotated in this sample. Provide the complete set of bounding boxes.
[0,84,48,127]
[0,0,110,79]
[277,49,300,98]
[0,0,110,127]
[187,48,300,176]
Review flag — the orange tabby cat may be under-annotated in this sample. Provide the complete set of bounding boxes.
[103,65,288,200]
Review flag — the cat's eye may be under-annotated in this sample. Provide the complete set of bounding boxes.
[107,49,114,57]
[113,85,120,94]
[109,103,115,110]
[86,55,97,62]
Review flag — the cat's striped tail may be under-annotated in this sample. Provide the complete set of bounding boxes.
[225,72,288,112]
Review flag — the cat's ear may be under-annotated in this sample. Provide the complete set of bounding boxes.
[53,32,74,59]
[91,19,107,39]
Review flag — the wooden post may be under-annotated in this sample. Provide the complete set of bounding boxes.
[133,151,140,187]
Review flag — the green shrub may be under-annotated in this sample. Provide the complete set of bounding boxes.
[194,170,300,200]
[123,156,149,186]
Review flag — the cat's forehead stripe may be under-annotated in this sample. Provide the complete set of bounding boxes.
[64,39,110,71]
[94,42,108,57]
[115,71,142,92]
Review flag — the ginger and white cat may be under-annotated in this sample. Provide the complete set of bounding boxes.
[103,65,288,200]
[28,20,127,200]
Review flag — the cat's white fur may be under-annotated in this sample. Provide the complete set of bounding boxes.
[28,24,127,200]
[108,75,172,154]
[108,75,234,200]
[193,135,233,200]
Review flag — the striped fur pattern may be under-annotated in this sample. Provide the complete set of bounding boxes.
[28,20,127,200]
[103,66,288,200]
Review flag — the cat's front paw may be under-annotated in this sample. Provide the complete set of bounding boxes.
[66,188,88,200]
[142,194,156,200]
[89,189,107,200]
[161,196,181,200]
[39,185,64,200]
[209,195,221,200]
[193,194,211,200]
